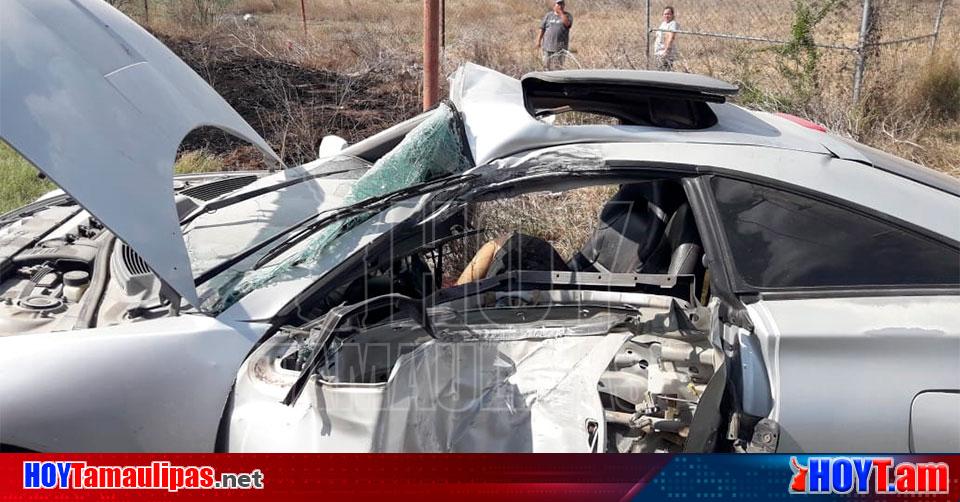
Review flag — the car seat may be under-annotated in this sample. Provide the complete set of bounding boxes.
[569,182,681,273]
[642,202,703,275]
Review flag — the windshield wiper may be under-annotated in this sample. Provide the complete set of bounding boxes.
[194,173,478,286]
[180,166,367,226]
[283,294,434,406]
[0,194,73,228]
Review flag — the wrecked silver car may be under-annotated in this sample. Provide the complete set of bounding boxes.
[227,67,960,453]
[2,0,958,454]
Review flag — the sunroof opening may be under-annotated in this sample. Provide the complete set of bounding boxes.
[521,72,736,130]
[527,88,719,129]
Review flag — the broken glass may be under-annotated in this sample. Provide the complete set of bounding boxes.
[204,103,473,312]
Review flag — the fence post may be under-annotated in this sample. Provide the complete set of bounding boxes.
[645,0,651,69]
[931,0,946,55]
[143,0,148,24]
[852,0,872,103]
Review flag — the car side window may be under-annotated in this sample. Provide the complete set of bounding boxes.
[710,176,960,290]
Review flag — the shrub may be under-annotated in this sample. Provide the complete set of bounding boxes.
[911,52,960,121]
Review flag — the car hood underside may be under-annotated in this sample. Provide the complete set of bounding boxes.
[0,0,280,306]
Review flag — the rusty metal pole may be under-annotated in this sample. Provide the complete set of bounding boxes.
[423,0,440,110]
[300,0,308,37]
[143,0,149,24]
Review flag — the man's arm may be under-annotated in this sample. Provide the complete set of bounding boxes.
[536,14,547,48]
[560,11,572,28]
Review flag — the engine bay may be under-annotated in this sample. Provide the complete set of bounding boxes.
[0,174,264,336]
[244,280,718,453]
[0,204,104,335]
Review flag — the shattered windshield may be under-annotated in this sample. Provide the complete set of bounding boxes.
[198,103,474,312]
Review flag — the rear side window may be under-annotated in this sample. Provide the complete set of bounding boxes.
[711,177,960,290]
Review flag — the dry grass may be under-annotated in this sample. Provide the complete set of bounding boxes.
[909,53,960,121]
[473,185,619,261]
[123,0,950,269]
[442,185,618,279]
[115,0,957,175]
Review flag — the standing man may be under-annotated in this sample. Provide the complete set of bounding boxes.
[536,0,573,70]
[654,6,679,71]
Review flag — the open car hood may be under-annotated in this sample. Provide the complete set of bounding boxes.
[0,0,281,307]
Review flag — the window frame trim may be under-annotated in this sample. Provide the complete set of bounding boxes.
[697,172,960,296]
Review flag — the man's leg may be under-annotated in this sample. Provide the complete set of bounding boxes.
[543,50,555,69]
[553,50,565,69]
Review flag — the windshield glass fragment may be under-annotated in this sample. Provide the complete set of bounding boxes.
[201,103,474,312]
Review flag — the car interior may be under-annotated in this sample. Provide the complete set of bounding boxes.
[288,176,710,326]
[448,178,706,297]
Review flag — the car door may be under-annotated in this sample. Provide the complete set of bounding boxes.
[700,175,960,453]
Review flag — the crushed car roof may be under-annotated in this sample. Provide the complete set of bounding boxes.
[450,63,869,165]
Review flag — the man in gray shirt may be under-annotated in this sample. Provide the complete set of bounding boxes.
[536,0,573,70]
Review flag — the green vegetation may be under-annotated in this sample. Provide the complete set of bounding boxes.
[0,144,223,213]
[0,142,54,214]
[775,0,847,107]
[174,150,225,174]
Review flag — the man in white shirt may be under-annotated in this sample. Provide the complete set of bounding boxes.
[654,6,679,71]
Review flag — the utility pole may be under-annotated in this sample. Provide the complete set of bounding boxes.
[423,0,440,110]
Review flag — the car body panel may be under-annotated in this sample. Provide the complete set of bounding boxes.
[185,175,358,281]
[746,296,960,452]
[595,143,960,242]
[0,315,269,452]
[450,63,868,166]
[488,143,959,242]
[910,392,960,453]
[0,0,280,307]
[229,331,633,452]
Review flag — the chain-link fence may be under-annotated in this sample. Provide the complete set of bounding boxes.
[434,0,954,109]
[117,1,955,108]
